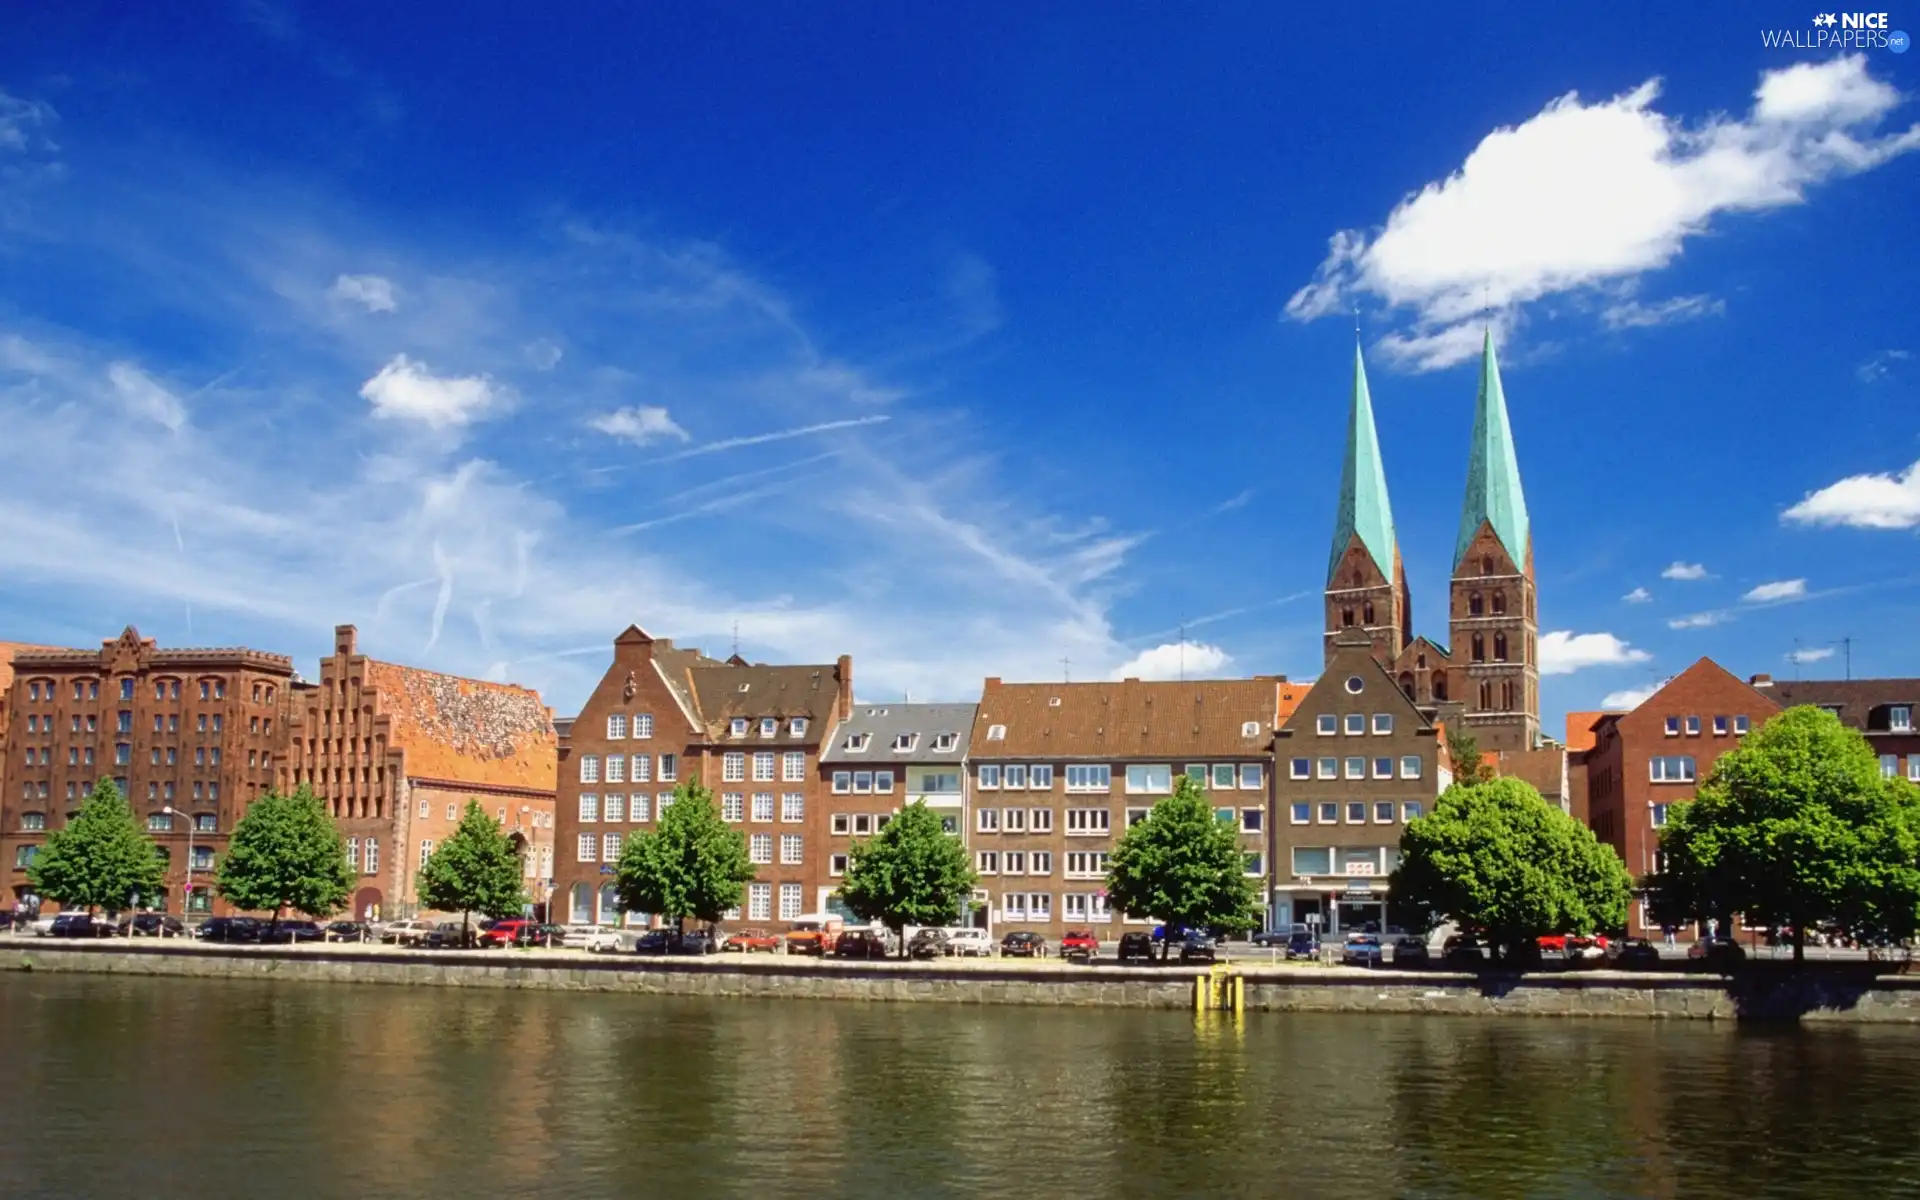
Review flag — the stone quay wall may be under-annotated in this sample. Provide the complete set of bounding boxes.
[6,941,1920,1022]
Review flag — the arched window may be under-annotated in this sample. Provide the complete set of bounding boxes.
[1433,672,1449,701]
[1481,555,1493,576]
[1501,680,1515,711]
[1398,672,1415,700]
[1341,607,1355,628]
[1468,592,1484,617]
[1362,601,1375,625]
[1471,634,1486,663]
[1493,633,1508,662]
[1491,591,1506,616]
[1479,681,1493,709]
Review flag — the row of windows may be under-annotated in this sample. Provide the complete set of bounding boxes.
[1649,756,1697,783]
[976,850,1056,876]
[721,751,807,783]
[1880,755,1920,782]
[1289,800,1425,825]
[743,882,806,922]
[604,713,655,740]
[578,792,683,823]
[21,677,252,703]
[828,812,905,838]
[839,729,960,754]
[1288,756,1425,781]
[578,753,683,784]
[727,716,809,739]
[1663,715,1753,737]
[721,793,806,823]
[1289,845,1400,877]
[976,763,1265,793]
[1314,713,1397,736]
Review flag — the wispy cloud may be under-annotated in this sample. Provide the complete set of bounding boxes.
[659,414,891,461]
[1207,488,1256,517]
[1668,612,1723,630]
[590,405,690,446]
[1601,294,1725,330]
[1538,630,1651,676]
[329,273,398,313]
[1662,561,1710,581]
[1742,578,1807,603]
[1622,586,1652,603]
[1857,348,1910,384]
[1127,591,1315,645]
[1788,645,1835,664]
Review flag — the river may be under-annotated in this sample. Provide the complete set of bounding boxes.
[2,974,1916,1198]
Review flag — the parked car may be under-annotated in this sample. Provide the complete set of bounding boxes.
[260,919,325,944]
[48,913,112,938]
[835,929,889,959]
[1117,932,1156,963]
[117,913,185,938]
[196,916,263,943]
[1565,934,1610,965]
[477,919,536,948]
[1250,927,1290,948]
[1179,931,1219,964]
[1688,937,1746,972]
[417,921,469,949]
[1060,929,1099,964]
[380,918,438,946]
[724,928,783,954]
[322,921,370,943]
[942,928,993,958]
[555,925,601,949]
[1441,934,1486,968]
[1000,931,1047,958]
[1612,938,1663,970]
[633,930,674,955]
[28,913,62,937]
[585,928,639,953]
[1342,933,1385,968]
[907,929,948,960]
[1390,936,1431,966]
[783,916,845,956]
[673,929,721,956]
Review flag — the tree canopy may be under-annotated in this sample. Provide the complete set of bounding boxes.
[1104,774,1263,953]
[25,780,165,915]
[840,800,976,954]
[216,785,354,920]
[613,779,756,932]
[417,800,528,936]
[1445,725,1494,786]
[1389,776,1631,960]
[1648,705,1920,960]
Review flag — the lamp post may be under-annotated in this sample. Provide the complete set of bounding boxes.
[162,805,193,935]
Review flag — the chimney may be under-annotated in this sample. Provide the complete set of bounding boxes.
[334,624,357,660]
[836,654,854,719]
[1750,673,1774,688]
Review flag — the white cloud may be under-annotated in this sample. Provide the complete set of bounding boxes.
[0,89,57,154]
[106,362,186,432]
[1784,459,1920,529]
[1742,578,1807,603]
[1668,612,1722,630]
[1857,348,1910,384]
[1622,586,1652,603]
[1601,293,1724,330]
[1285,56,1920,369]
[329,273,398,313]
[525,338,563,371]
[360,354,505,429]
[660,415,891,461]
[589,405,690,446]
[1788,646,1835,665]
[1538,630,1652,676]
[1662,561,1710,581]
[1111,641,1231,681]
[1601,683,1662,710]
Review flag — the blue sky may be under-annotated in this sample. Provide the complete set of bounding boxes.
[1,3,1916,735]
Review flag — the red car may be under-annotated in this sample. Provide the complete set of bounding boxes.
[724,928,783,953]
[478,919,536,947]
[1060,929,1099,964]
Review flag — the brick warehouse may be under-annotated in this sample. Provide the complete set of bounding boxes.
[279,626,558,921]
[553,625,852,929]
[3,628,293,916]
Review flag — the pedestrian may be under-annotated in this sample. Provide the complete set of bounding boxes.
[1662,923,1676,947]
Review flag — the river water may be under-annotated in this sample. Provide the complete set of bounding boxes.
[2,974,1917,1199]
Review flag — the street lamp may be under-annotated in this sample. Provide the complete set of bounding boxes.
[162,805,194,934]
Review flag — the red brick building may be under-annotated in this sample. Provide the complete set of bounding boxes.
[553,626,852,930]
[279,626,557,921]
[1748,675,1920,786]
[1581,658,1780,936]
[1562,709,1618,827]
[2,628,293,916]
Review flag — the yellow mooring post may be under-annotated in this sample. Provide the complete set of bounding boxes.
[1193,971,1207,1013]
[1232,973,1246,1014]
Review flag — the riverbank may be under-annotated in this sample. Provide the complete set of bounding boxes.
[8,939,1920,1021]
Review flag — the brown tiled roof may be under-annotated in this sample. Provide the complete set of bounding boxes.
[970,678,1283,759]
[1563,711,1617,754]
[363,660,557,792]
[686,661,843,743]
[1755,679,1920,732]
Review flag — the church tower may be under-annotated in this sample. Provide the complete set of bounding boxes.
[1448,330,1540,752]
[1325,342,1412,671]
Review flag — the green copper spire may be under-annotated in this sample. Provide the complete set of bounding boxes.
[1454,328,1530,569]
[1328,341,1398,585]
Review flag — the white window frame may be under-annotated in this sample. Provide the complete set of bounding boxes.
[1344,713,1365,736]
[1029,764,1054,789]
[748,883,772,922]
[1893,706,1913,733]
[1030,808,1053,833]
[934,733,958,753]
[1290,803,1311,824]
[749,834,773,864]
[1346,801,1367,824]
[976,851,999,875]
[1345,757,1366,780]
[632,754,652,783]
[730,718,748,737]
[760,718,778,738]
[1373,801,1395,824]
[576,834,596,863]
[753,752,775,782]
[1210,763,1235,790]
[876,770,895,793]
[1238,763,1262,790]
[1005,764,1028,789]
[1403,801,1424,822]
[780,834,803,865]
[1004,807,1027,833]
[1712,715,1728,736]
[977,808,1000,833]
[1123,764,1172,795]
[721,793,744,822]
[1065,764,1111,792]
[832,771,852,794]
[781,793,804,822]
[579,755,600,784]
[779,883,803,920]
[1372,713,1393,735]
[1031,851,1052,875]
[578,793,599,823]
[723,753,745,782]
[602,833,622,862]
[978,765,1001,790]
[1734,715,1750,735]
[752,793,775,822]
[1664,716,1680,737]
[1065,808,1111,836]
[1318,802,1338,824]
[605,755,625,784]
[1372,757,1393,780]
[1317,757,1337,780]
[607,714,627,740]
[790,718,808,737]
[1316,714,1336,736]
[604,794,626,822]
[831,813,850,835]
[1400,755,1423,780]
[1290,758,1310,780]
[635,713,653,739]
[783,751,806,781]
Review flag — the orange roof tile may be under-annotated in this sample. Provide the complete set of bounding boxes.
[363,660,557,792]
[1274,681,1309,728]
[1563,710,1616,754]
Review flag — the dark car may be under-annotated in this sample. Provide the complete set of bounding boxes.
[323,921,370,943]
[260,919,325,944]
[1286,929,1319,960]
[417,921,470,949]
[1391,936,1431,966]
[1441,934,1486,967]
[907,929,948,960]
[1178,931,1218,964]
[1000,931,1047,958]
[196,916,263,943]
[673,929,721,955]
[633,930,673,954]
[49,913,111,938]
[118,913,185,938]
[1688,937,1746,972]
[1117,931,1155,963]
[835,930,889,959]
[1342,933,1385,968]
[1612,938,1663,970]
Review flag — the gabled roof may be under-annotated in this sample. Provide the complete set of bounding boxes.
[1329,341,1398,584]
[1754,679,1920,733]
[1609,658,1781,732]
[1455,329,1531,569]
[686,661,843,744]
[971,678,1287,760]
[822,702,978,763]
[362,660,557,791]
[1277,643,1436,736]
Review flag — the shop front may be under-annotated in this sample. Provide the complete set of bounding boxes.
[1273,878,1387,939]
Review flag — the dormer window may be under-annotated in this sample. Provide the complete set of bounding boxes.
[987,724,1006,741]
[760,718,778,738]
[730,718,748,737]
[844,732,871,753]
[1893,706,1913,733]
[934,733,958,752]
[892,733,918,753]
[790,717,808,737]
[1241,721,1260,737]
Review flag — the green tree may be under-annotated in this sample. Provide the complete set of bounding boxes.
[1445,725,1495,786]
[613,778,756,939]
[417,800,528,943]
[216,785,354,925]
[1389,776,1631,962]
[840,800,977,956]
[1648,705,1920,962]
[25,780,165,916]
[1104,774,1263,958]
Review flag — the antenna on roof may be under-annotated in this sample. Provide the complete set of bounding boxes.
[1060,654,1071,684]
[731,621,740,657]
[1839,635,1853,681]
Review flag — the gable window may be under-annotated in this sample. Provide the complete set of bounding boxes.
[1734,715,1750,735]
[579,755,600,784]
[1316,714,1337,736]
[1372,713,1393,735]
[1685,716,1701,736]
[892,733,918,752]
[1713,715,1728,736]
[844,733,871,753]
[605,755,626,783]
[1343,714,1365,736]
[934,733,958,753]
[1665,716,1681,737]
[1893,706,1913,733]
[1290,758,1310,780]
[607,714,627,739]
